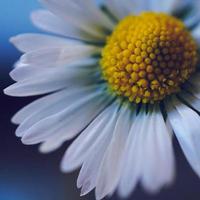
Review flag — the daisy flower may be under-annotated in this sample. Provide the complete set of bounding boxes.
[4,0,200,199]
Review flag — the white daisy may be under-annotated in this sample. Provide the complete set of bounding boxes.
[4,0,200,199]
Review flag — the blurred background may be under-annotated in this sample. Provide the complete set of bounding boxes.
[1,0,200,200]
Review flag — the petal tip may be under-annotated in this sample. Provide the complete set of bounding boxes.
[3,87,12,96]
[9,36,16,44]
[11,115,20,125]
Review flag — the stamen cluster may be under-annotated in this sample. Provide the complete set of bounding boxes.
[101,12,198,103]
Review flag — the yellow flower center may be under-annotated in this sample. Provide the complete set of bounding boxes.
[101,12,198,104]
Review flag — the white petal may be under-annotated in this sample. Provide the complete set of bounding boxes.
[153,0,191,13]
[18,45,100,68]
[141,106,175,193]
[31,10,99,41]
[105,0,190,20]
[39,134,65,153]
[104,0,134,19]
[9,58,98,81]
[12,88,73,125]
[21,89,111,145]
[95,104,132,200]
[148,0,183,13]
[77,103,119,196]
[10,33,80,53]
[166,97,200,177]
[60,101,118,173]
[40,0,107,39]
[192,23,200,45]
[141,0,187,13]
[118,108,148,198]
[39,97,113,154]
[119,106,175,197]
[66,0,115,30]
[14,86,97,136]
[4,66,95,96]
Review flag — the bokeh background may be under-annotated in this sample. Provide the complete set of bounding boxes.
[1,0,200,200]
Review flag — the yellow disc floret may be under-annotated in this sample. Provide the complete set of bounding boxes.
[101,12,198,104]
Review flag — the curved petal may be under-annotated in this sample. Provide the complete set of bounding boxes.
[39,96,114,154]
[60,101,118,173]
[61,110,107,170]
[31,10,98,41]
[166,97,200,177]
[148,0,186,13]
[65,0,115,30]
[40,0,107,39]
[4,66,96,96]
[118,108,148,198]
[95,104,132,200]
[141,106,175,193]
[9,33,80,53]
[119,105,175,197]
[39,134,66,153]
[192,23,200,45]
[21,89,112,145]
[11,88,75,125]
[104,0,183,20]
[77,102,120,196]
[104,0,134,20]
[14,86,98,136]
[9,58,98,81]
[17,45,100,68]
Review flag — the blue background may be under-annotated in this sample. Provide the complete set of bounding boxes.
[1,0,200,200]
[1,0,40,63]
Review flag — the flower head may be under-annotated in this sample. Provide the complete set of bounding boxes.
[4,0,200,199]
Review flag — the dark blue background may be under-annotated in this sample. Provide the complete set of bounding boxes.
[1,1,200,200]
